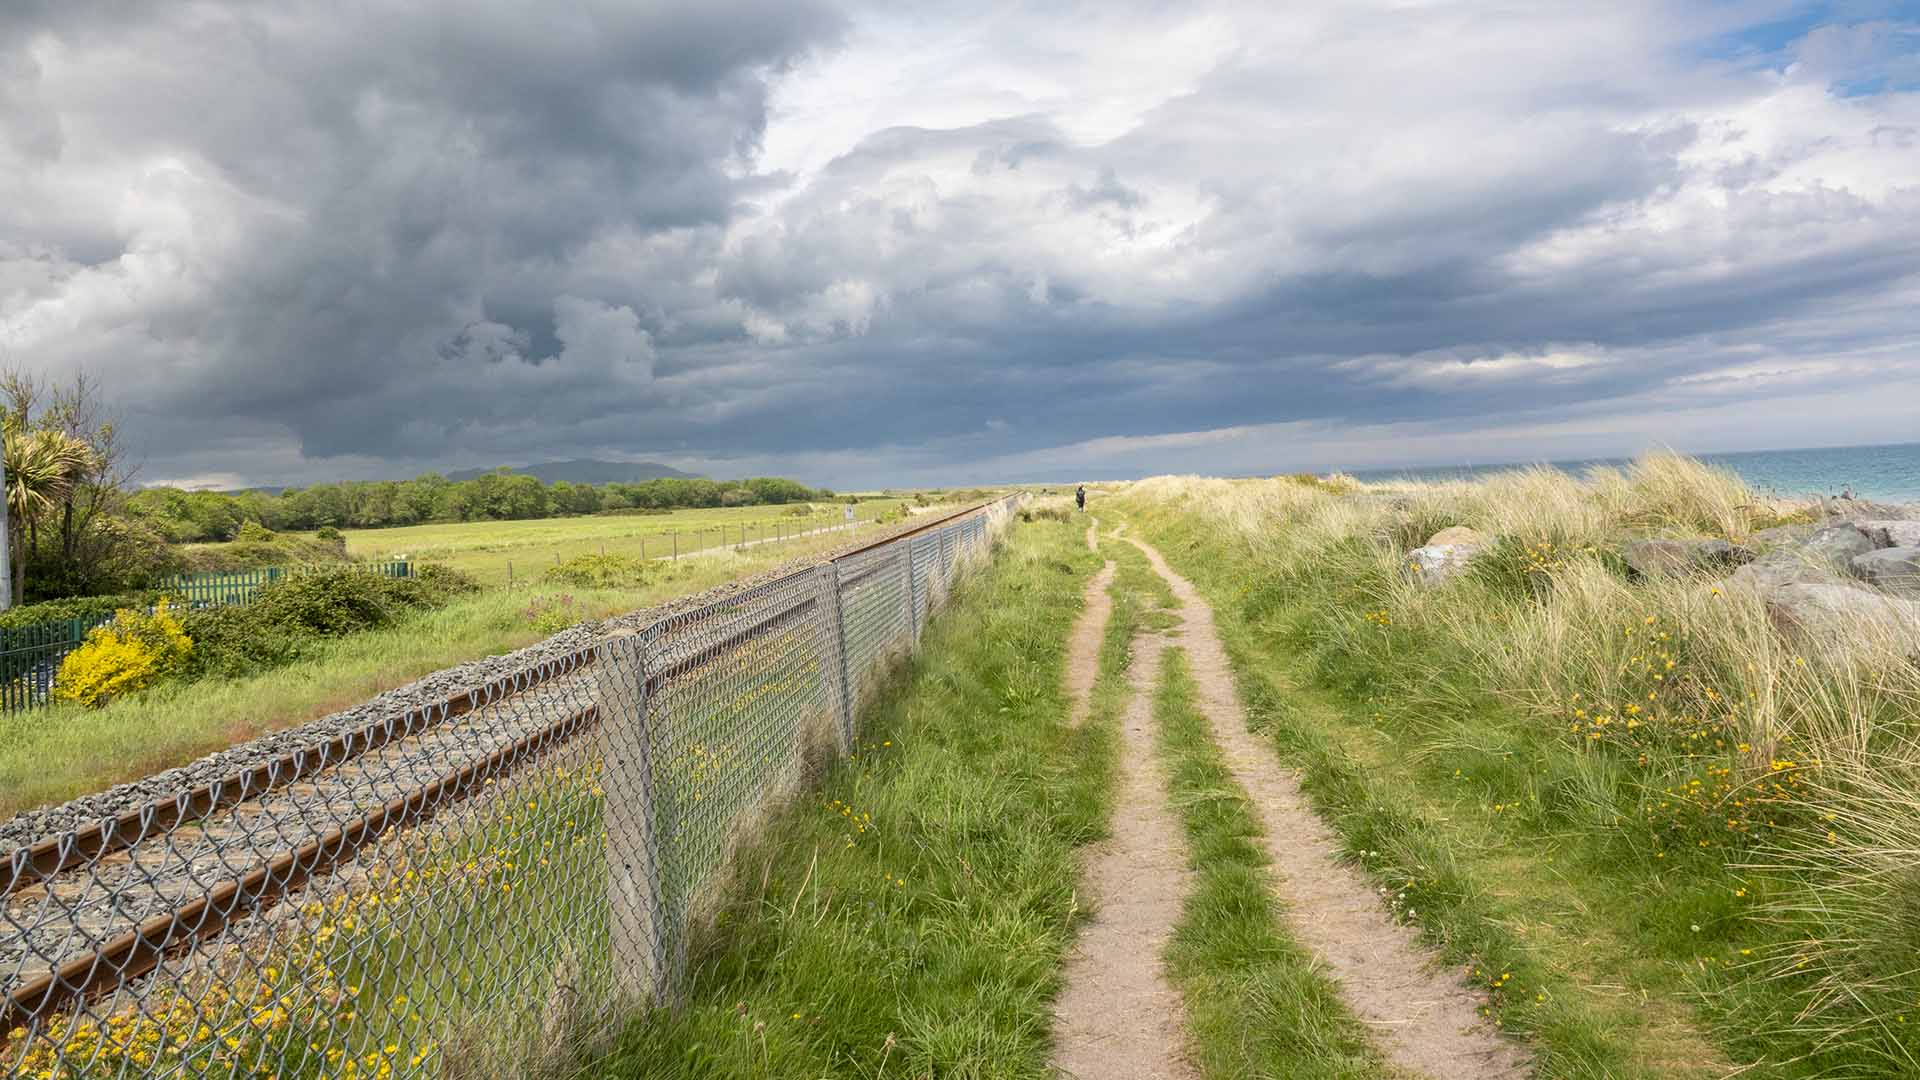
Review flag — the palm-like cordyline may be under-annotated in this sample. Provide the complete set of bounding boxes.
[4,426,95,600]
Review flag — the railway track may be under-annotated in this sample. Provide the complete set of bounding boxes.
[0,499,994,1044]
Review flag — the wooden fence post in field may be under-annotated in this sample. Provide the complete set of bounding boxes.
[595,629,670,1005]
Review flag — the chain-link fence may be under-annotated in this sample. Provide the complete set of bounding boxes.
[1,495,1021,1079]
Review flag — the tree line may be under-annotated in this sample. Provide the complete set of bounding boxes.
[127,473,837,543]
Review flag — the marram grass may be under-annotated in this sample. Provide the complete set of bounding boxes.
[1120,452,1920,1077]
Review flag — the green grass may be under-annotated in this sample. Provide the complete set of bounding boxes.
[602,516,1113,1079]
[1152,648,1390,1080]
[336,501,909,587]
[1,540,910,819]
[1117,499,1783,1078]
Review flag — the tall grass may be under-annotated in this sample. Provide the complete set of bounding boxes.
[1124,453,1920,1074]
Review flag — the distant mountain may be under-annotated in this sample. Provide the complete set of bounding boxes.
[446,459,699,485]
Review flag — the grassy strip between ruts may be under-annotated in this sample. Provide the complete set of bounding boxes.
[1121,504,1730,1080]
[1152,646,1391,1080]
[602,515,1113,1079]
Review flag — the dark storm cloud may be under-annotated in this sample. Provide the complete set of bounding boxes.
[2,0,1918,487]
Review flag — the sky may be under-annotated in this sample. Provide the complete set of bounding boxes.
[2,0,1917,491]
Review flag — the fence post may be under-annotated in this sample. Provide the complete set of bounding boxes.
[595,629,670,1006]
[813,563,855,753]
[903,538,920,641]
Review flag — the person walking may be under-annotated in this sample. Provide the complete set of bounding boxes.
[1075,484,1086,512]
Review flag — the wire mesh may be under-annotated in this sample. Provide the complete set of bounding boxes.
[1,495,1022,1079]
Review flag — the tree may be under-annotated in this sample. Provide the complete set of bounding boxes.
[3,371,175,601]
[3,425,93,602]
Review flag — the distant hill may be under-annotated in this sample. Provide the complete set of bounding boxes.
[446,459,699,485]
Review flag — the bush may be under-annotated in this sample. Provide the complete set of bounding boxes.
[235,520,276,543]
[524,594,579,634]
[316,525,344,541]
[178,565,479,679]
[543,554,653,589]
[178,533,356,572]
[53,601,194,708]
[0,592,174,632]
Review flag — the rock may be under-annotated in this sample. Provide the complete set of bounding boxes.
[1820,498,1920,524]
[1803,525,1874,566]
[1623,540,1693,579]
[1750,524,1817,547]
[1765,583,1920,650]
[1406,543,1484,585]
[1692,539,1755,567]
[1726,549,1845,593]
[1857,520,1920,549]
[1624,538,1755,579]
[1425,525,1485,547]
[1852,548,1920,593]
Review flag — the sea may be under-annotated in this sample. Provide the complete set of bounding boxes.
[1342,442,1920,504]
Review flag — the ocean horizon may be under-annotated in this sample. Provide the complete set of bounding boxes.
[1337,441,1920,503]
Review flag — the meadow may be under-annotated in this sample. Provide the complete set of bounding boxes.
[172,500,911,588]
[1116,456,1920,1077]
[0,504,937,819]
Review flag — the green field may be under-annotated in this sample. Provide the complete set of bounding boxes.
[1,501,946,818]
[335,501,910,587]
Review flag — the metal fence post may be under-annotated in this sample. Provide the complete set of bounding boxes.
[594,630,670,1006]
[814,563,855,753]
[902,539,919,643]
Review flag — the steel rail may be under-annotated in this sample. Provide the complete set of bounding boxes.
[2,647,598,896]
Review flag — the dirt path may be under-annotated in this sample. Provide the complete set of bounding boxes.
[1124,536,1532,1079]
[1052,635,1199,1080]
[1064,562,1116,728]
[1086,516,1100,552]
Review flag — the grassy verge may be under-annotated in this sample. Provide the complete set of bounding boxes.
[2,541,883,818]
[1153,647,1389,1080]
[602,515,1112,1078]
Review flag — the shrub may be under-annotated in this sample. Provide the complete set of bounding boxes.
[178,565,479,679]
[53,601,194,708]
[543,554,652,589]
[0,592,175,632]
[524,594,579,634]
[235,520,276,543]
[316,525,344,541]
[179,534,354,572]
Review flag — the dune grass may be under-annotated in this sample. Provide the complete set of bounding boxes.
[602,515,1113,1079]
[1120,454,1920,1077]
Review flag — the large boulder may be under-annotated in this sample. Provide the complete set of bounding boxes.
[1406,542,1484,585]
[1802,525,1874,565]
[1726,549,1846,593]
[1750,523,1817,547]
[1852,548,1920,593]
[1820,498,1920,525]
[1425,525,1486,547]
[1766,583,1920,649]
[1623,539,1691,579]
[1857,520,1920,549]
[1623,538,1755,579]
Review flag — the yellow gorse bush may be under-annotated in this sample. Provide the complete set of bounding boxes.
[52,601,192,709]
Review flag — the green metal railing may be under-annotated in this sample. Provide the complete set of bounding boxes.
[0,561,411,712]
[158,560,411,608]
